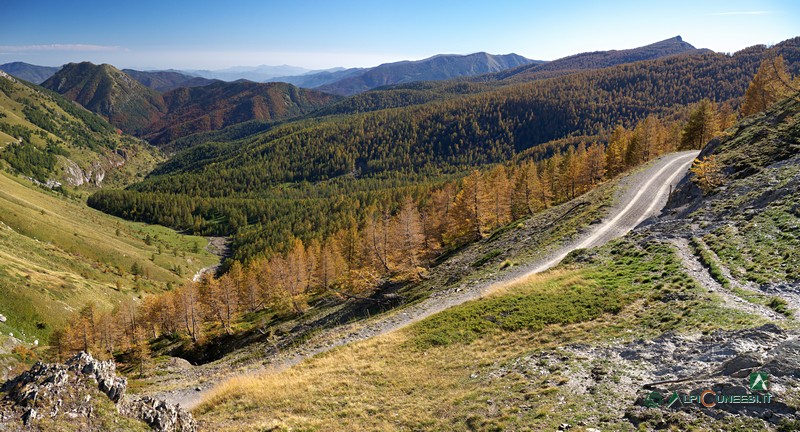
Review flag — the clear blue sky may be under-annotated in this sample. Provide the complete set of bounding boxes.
[1,0,798,70]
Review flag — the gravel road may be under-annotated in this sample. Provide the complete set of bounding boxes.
[158,151,699,410]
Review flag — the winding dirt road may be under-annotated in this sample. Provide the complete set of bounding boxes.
[159,151,699,410]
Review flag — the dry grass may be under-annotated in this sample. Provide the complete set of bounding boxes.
[198,328,540,431]
[193,239,769,431]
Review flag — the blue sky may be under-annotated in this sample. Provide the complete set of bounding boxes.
[1,0,798,70]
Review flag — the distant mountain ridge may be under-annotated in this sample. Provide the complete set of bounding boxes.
[183,65,313,82]
[122,69,219,92]
[0,62,60,84]
[266,67,365,89]
[41,62,339,143]
[314,52,538,95]
[495,36,707,81]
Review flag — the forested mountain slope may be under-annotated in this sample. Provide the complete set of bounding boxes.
[42,62,342,146]
[143,81,340,145]
[42,62,167,135]
[492,35,707,82]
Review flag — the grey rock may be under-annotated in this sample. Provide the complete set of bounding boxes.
[720,352,762,377]
[120,396,197,432]
[1,351,197,431]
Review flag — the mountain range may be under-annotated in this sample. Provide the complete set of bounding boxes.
[31,51,539,142]
[488,35,708,82]
[182,64,314,82]
[309,52,538,95]
[120,69,218,92]
[41,62,337,142]
[32,36,793,152]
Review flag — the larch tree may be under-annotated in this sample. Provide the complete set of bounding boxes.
[510,161,541,219]
[447,170,486,243]
[175,282,201,343]
[538,156,557,208]
[585,143,607,185]
[740,55,795,117]
[364,207,392,273]
[634,115,663,164]
[422,184,455,252]
[680,99,719,150]
[317,237,345,291]
[217,273,238,335]
[392,195,425,276]
[605,125,630,176]
[690,155,725,193]
[198,273,229,333]
[337,222,362,274]
[484,165,512,229]
[277,238,311,314]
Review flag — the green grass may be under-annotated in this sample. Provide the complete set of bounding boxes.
[0,171,218,343]
[690,237,731,288]
[411,271,623,348]
[768,297,794,318]
[704,199,800,285]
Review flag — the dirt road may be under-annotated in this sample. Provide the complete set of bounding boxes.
[160,151,699,410]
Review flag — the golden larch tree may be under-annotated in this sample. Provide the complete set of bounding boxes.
[741,55,795,117]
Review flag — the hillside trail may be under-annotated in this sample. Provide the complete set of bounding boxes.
[157,151,699,410]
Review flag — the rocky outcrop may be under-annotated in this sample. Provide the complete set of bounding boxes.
[0,352,195,431]
[120,396,197,432]
[61,153,126,187]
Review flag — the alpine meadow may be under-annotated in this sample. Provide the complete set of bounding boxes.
[1,2,799,431]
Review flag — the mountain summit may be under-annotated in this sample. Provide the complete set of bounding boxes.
[42,62,167,134]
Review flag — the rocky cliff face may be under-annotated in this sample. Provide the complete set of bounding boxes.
[0,352,195,431]
[61,153,125,187]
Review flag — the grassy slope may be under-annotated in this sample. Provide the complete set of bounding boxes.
[0,170,218,344]
[195,237,766,431]
[697,94,800,287]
